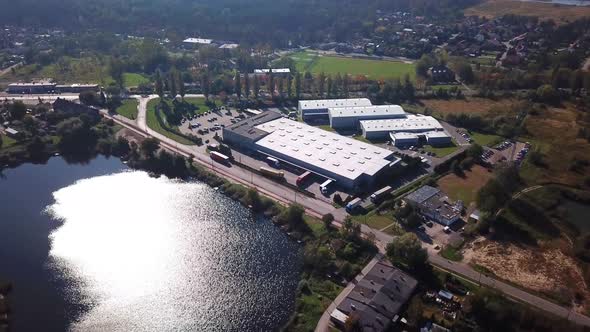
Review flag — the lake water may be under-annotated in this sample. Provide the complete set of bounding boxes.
[0,156,302,331]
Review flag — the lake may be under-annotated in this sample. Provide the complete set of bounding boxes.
[0,156,302,331]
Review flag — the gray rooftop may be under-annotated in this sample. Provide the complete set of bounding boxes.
[336,261,418,332]
[298,98,372,110]
[329,105,406,119]
[254,118,395,181]
[405,185,440,204]
[226,111,283,141]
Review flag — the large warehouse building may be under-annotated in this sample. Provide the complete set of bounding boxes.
[298,98,372,122]
[360,115,452,146]
[223,111,399,190]
[328,105,406,130]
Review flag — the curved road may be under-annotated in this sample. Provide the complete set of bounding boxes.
[105,97,590,329]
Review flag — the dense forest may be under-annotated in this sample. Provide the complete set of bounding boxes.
[0,0,480,46]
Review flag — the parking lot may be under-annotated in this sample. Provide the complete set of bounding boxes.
[178,107,243,146]
[481,140,530,166]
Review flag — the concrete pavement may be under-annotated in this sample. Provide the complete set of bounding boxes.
[106,97,590,328]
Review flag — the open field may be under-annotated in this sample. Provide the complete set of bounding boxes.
[519,103,590,187]
[0,134,18,149]
[463,239,589,309]
[470,131,504,147]
[1,57,114,85]
[465,0,590,24]
[420,97,520,117]
[146,99,194,145]
[115,99,139,120]
[424,141,460,157]
[123,73,150,88]
[290,51,416,80]
[438,165,493,205]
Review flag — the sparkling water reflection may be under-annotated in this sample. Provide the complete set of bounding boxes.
[45,171,301,332]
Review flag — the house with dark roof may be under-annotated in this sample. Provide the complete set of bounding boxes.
[404,185,462,226]
[332,260,418,332]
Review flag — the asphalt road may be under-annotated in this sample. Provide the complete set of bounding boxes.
[108,97,590,328]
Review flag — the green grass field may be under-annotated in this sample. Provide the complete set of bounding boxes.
[470,131,503,147]
[115,99,139,119]
[183,97,218,114]
[3,57,114,85]
[123,73,150,88]
[424,140,460,157]
[0,134,18,149]
[146,99,194,145]
[290,51,416,80]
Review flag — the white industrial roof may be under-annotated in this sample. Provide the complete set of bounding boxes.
[299,98,372,111]
[254,68,291,74]
[183,37,213,44]
[423,130,451,139]
[329,105,406,119]
[254,118,394,181]
[360,115,443,133]
[391,132,419,139]
[219,43,239,49]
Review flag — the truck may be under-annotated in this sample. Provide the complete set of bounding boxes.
[370,186,393,204]
[266,156,280,168]
[296,171,312,187]
[346,197,363,213]
[210,151,230,164]
[320,179,334,195]
[259,166,284,180]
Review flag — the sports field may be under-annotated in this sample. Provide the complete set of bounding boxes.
[290,51,416,80]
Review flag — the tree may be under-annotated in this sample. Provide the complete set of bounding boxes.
[322,213,335,230]
[343,74,350,98]
[178,72,186,99]
[0,135,2,149]
[536,84,559,104]
[155,69,164,98]
[326,75,333,98]
[405,212,422,229]
[451,159,463,176]
[317,72,326,97]
[169,72,177,99]
[416,54,435,78]
[456,61,475,84]
[202,70,210,101]
[268,72,275,95]
[333,193,343,206]
[140,137,160,157]
[287,74,293,100]
[295,72,302,99]
[253,75,260,99]
[466,143,484,160]
[79,91,99,106]
[8,101,27,120]
[244,74,251,98]
[386,233,428,272]
[235,71,242,99]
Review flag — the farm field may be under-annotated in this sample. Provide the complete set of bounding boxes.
[289,51,416,80]
[115,99,139,120]
[519,103,590,187]
[420,97,520,117]
[438,165,493,205]
[464,0,590,24]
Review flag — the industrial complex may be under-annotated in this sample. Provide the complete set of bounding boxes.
[300,98,452,147]
[222,111,401,190]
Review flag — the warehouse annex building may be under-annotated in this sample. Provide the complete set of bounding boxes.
[298,98,372,122]
[360,115,452,147]
[328,105,406,130]
[222,111,401,190]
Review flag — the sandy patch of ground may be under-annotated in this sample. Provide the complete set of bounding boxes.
[463,240,589,309]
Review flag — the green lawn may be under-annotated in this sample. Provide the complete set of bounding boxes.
[123,72,150,88]
[290,51,416,81]
[352,211,397,230]
[146,99,194,145]
[441,246,464,261]
[3,56,114,85]
[115,99,139,120]
[424,140,460,157]
[470,131,503,147]
[183,97,218,114]
[0,134,18,149]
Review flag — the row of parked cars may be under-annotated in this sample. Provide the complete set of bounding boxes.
[456,129,473,143]
[495,141,513,150]
[515,142,531,165]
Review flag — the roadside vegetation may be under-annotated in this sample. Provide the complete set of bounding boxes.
[115,99,139,120]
